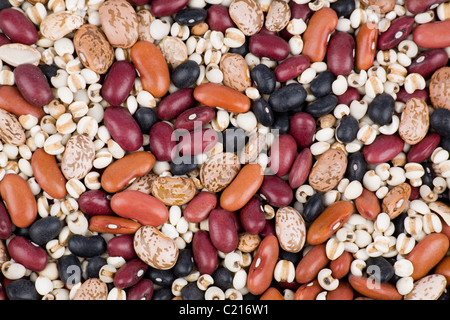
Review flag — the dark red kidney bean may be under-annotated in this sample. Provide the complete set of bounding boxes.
[67,234,106,258]
[289,147,313,189]
[269,134,297,177]
[0,201,12,239]
[289,2,312,21]
[192,230,218,275]
[396,87,429,104]
[101,60,136,106]
[127,279,154,300]
[274,55,310,83]
[113,258,148,289]
[408,49,449,79]
[327,31,355,76]
[0,9,38,45]
[330,0,355,18]
[207,4,235,33]
[174,8,207,27]
[337,87,360,105]
[157,88,195,121]
[78,190,114,216]
[405,0,445,14]
[174,106,216,131]
[171,60,200,90]
[176,128,218,155]
[259,175,293,207]
[7,236,47,271]
[239,196,266,235]
[104,106,143,152]
[249,33,290,61]
[305,94,338,118]
[407,133,441,163]
[260,219,276,237]
[329,250,352,279]
[149,121,177,161]
[107,234,137,260]
[377,16,415,50]
[269,83,307,113]
[150,0,189,16]
[409,186,420,201]
[5,279,40,300]
[250,64,277,94]
[183,191,217,223]
[14,64,53,107]
[289,112,316,148]
[28,216,62,246]
[363,134,404,164]
[208,208,238,253]
[0,33,11,46]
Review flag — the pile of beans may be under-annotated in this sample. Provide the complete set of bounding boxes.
[0,0,449,301]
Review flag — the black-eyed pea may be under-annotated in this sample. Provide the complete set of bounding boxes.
[317,268,339,291]
[273,260,295,283]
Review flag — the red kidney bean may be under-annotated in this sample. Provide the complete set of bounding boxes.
[107,234,137,260]
[7,236,47,272]
[259,175,293,208]
[413,20,450,49]
[128,0,151,5]
[327,280,353,300]
[101,60,136,106]
[206,4,235,33]
[192,230,218,275]
[289,112,316,148]
[330,251,352,279]
[0,202,12,239]
[260,219,276,237]
[293,280,322,300]
[104,106,143,152]
[356,22,378,71]
[0,33,11,46]
[88,215,142,234]
[295,243,328,283]
[151,0,189,16]
[327,31,355,76]
[78,190,114,216]
[396,87,429,104]
[183,191,217,223]
[289,2,312,21]
[14,64,53,107]
[409,185,420,201]
[407,133,441,163]
[208,208,238,253]
[274,55,310,82]
[337,87,361,105]
[127,279,153,300]
[157,88,196,121]
[349,275,402,300]
[149,121,177,161]
[113,258,148,289]
[405,0,445,14]
[377,16,414,51]
[177,128,218,155]
[363,134,404,164]
[0,9,38,45]
[408,49,449,79]
[289,147,313,189]
[248,33,290,61]
[0,86,45,120]
[174,106,216,131]
[239,196,267,235]
[269,134,297,176]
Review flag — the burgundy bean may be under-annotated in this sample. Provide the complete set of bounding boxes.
[0,202,12,239]
[269,134,297,176]
[177,128,218,155]
[101,61,136,106]
[408,49,449,79]
[0,9,38,45]
[249,33,290,61]
[337,87,361,106]
[206,4,235,33]
[208,208,238,253]
[14,64,53,107]
[259,175,293,208]
[104,106,143,151]
[289,112,316,148]
[377,16,414,50]
[260,219,276,237]
[107,234,138,260]
[149,121,177,161]
[174,106,216,131]
[78,190,114,216]
[363,134,404,164]
[192,230,218,275]
[327,31,355,76]
[289,2,312,21]
[183,191,217,223]
[289,147,313,189]
[274,55,310,82]
[128,0,151,5]
[405,0,445,14]
[0,33,11,46]
[7,236,47,272]
[113,258,148,289]
[150,0,189,16]
[407,133,441,163]
[396,87,429,104]
[239,196,266,235]
[157,88,196,121]
[127,279,154,300]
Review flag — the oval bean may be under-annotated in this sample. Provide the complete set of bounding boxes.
[104,106,143,152]
[377,16,414,51]
[206,4,235,33]
[274,55,310,83]
[248,33,290,61]
[289,112,316,148]
[150,0,189,16]
[269,134,297,177]
[239,196,266,235]
[88,215,142,234]
[413,20,450,49]
[101,60,136,106]
[192,230,217,275]
[0,9,38,45]
[327,32,355,76]
[107,234,137,260]
[14,64,53,108]
[78,190,114,216]
[193,83,251,114]
[408,49,449,79]
[183,191,217,223]
[289,147,313,189]
[363,134,404,164]
[8,236,47,271]
[259,175,293,208]
[208,208,238,253]
[114,258,148,289]
[29,216,62,246]
[356,22,378,71]
[295,244,328,284]
[67,234,107,258]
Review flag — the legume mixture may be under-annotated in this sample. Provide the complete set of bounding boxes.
[0,0,449,301]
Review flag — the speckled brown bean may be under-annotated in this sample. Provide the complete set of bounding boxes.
[200,152,241,193]
[228,0,264,36]
[61,134,95,181]
[382,183,411,219]
[429,67,450,111]
[151,176,196,206]
[275,206,306,253]
[327,31,355,76]
[295,244,329,283]
[361,0,395,13]
[220,53,251,92]
[265,0,291,32]
[73,278,108,300]
[398,98,429,145]
[0,109,26,146]
[308,149,348,192]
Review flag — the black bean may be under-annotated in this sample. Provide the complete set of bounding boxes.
[222,127,247,153]
[310,71,335,98]
[271,112,290,134]
[0,0,11,11]
[134,107,158,133]
[212,267,234,291]
[250,64,276,94]
[228,39,249,56]
[421,162,435,188]
[269,83,307,112]
[330,0,355,18]
[305,94,338,117]
[38,64,59,83]
[365,257,395,283]
[279,248,302,265]
[345,151,367,182]
[301,193,325,223]
[431,107,450,137]
[152,287,173,300]
[171,60,200,89]
[392,212,408,237]
[28,216,62,246]
[440,135,450,153]
[367,93,395,125]
[58,254,82,285]
[336,115,359,143]
[173,248,194,278]
[146,267,175,287]
[174,8,207,26]
[6,279,40,300]
[252,98,274,127]
[67,234,107,258]
[86,256,107,279]
[170,155,198,176]
[181,281,204,300]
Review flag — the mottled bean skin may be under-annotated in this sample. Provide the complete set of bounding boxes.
[356,22,378,71]
[208,209,239,253]
[104,106,143,152]
[413,20,450,49]
[377,16,414,51]
[192,230,218,275]
[0,9,38,45]
[114,258,148,289]
[408,49,449,79]
[101,60,136,106]
[8,236,47,271]
[14,64,53,107]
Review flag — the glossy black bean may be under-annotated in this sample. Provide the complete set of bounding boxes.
[441,135,450,153]
[392,211,408,237]
[146,267,175,287]
[86,256,107,279]
[13,227,29,237]
[431,108,450,137]
[212,267,234,291]
[170,155,198,176]
[58,254,82,285]
[345,151,367,182]
[152,287,173,300]
[310,71,335,98]
[250,64,276,94]
[174,8,207,26]
[222,127,247,153]
[67,234,107,258]
[171,60,201,89]
[181,281,204,300]
[28,216,62,246]
[0,0,11,11]
[421,162,435,188]
[367,93,395,125]
[6,279,40,300]
[336,115,359,143]
[38,64,59,83]
[365,257,395,283]
[301,193,325,224]
[305,94,338,117]
[229,40,249,56]
[271,112,290,134]
[330,0,355,18]
[252,98,274,127]
[134,107,158,134]
[269,83,307,113]
[173,248,194,278]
